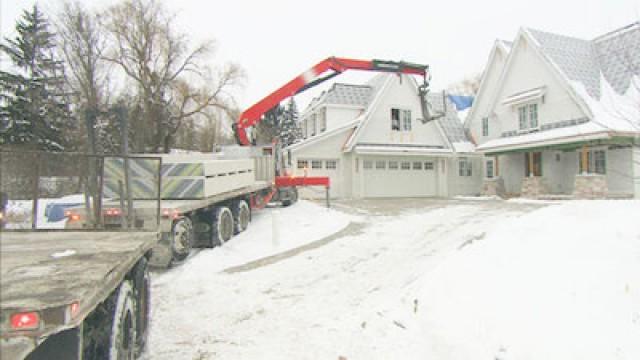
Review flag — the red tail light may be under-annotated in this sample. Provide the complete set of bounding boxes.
[10,312,40,330]
[103,208,122,217]
[69,301,80,318]
[162,209,180,219]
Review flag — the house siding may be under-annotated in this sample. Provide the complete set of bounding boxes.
[357,76,449,148]
[491,37,588,140]
[289,130,352,199]
[469,46,508,143]
[633,146,640,198]
[606,147,634,196]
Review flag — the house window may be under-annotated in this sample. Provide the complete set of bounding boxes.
[402,110,412,131]
[579,150,606,174]
[319,108,327,132]
[593,150,606,174]
[301,120,307,138]
[311,160,322,169]
[401,161,411,170]
[311,114,317,136]
[486,159,494,179]
[524,152,542,177]
[363,160,373,170]
[518,106,527,130]
[388,161,398,170]
[375,160,386,170]
[458,158,472,177]
[518,103,540,130]
[297,159,308,169]
[413,161,422,170]
[326,160,337,169]
[482,117,489,137]
[391,109,401,131]
[425,162,434,170]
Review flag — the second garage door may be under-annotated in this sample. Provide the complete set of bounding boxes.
[362,157,438,198]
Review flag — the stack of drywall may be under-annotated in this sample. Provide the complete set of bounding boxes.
[103,154,255,200]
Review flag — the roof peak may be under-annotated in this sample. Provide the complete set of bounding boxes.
[592,21,640,42]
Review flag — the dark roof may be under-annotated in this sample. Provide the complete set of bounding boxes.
[428,92,468,143]
[526,22,640,99]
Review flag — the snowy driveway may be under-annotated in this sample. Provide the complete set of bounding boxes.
[145,198,545,359]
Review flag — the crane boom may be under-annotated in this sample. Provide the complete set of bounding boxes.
[234,57,430,145]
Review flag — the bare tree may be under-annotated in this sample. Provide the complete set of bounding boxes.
[102,0,243,153]
[56,1,111,152]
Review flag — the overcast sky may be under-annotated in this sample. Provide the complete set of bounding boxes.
[2,0,640,111]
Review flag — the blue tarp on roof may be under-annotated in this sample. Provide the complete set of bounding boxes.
[447,95,474,111]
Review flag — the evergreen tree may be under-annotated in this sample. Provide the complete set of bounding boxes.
[280,97,302,147]
[255,104,284,144]
[0,5,72,151]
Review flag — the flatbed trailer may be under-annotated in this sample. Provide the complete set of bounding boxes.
[92,181,278,268]
[0,151,162,359]
[1,231,156,359]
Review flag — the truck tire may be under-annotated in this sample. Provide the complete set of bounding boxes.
[282,188,298,207]
[212,206,234,246]
[131,258,150,357]
[108,281,137,360]
[232,200,250,234]
[171,217,193,263]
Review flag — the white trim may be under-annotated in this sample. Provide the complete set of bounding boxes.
[343,75,395,151]
[286,118,360,152]
[484,28,594,128]
[465,40,510,128]
[501,86,546,106]
[477,129,612,153]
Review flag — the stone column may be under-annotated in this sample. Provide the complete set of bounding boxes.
[573,174,608,199]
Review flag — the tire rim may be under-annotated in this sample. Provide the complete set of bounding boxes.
[239,207,249,231]
[116,307,135,360]
[173,221,190,254]
[222,212,233,241]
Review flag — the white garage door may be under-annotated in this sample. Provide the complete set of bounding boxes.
[362,157,437,198]
[296,158,341,199]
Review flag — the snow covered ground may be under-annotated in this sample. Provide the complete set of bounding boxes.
[145,199,640,360]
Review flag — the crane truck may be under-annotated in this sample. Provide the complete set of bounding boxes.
[69,57,436,268]
[0,56,434,359]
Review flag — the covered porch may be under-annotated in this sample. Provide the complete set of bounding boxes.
[480,136,638,199]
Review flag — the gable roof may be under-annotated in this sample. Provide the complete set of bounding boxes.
[465,39,511,128]
[525,22,640,100]
[302,83,374,116]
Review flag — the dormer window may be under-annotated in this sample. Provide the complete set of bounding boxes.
[391,108,411,131]
[518,103,539,130]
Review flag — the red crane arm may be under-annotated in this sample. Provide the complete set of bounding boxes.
[234,57,429,145]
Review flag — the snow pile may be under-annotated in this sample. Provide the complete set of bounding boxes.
[418,200,640,360]
[571,74,640,133]
[155,200,355,277]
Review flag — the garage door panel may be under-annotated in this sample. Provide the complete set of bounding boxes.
[363,157,437,198]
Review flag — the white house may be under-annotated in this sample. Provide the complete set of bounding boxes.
[286,73,482,199]
[466,23,640,198]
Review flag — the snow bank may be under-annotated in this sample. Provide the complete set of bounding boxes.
[154,200,355,280]
[418,200,640,360]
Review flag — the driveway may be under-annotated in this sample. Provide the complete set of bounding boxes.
[145,198,547,359]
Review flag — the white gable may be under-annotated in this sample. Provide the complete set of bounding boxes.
[477,31,589,146]
[466,41,509,144]
[350,74,449,149]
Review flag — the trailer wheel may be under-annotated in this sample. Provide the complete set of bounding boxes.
[131,258,150,357]
[282,187,298,207]
[108,281,137,360]
[212,207,234,246]
[171,217,193,262]
[232,200,250,234]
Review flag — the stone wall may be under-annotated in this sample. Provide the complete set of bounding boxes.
[482,177,506,198]
[520,176,547,198]
[573,174,608,199]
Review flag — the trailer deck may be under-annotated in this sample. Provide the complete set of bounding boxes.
[1,231,157,337]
